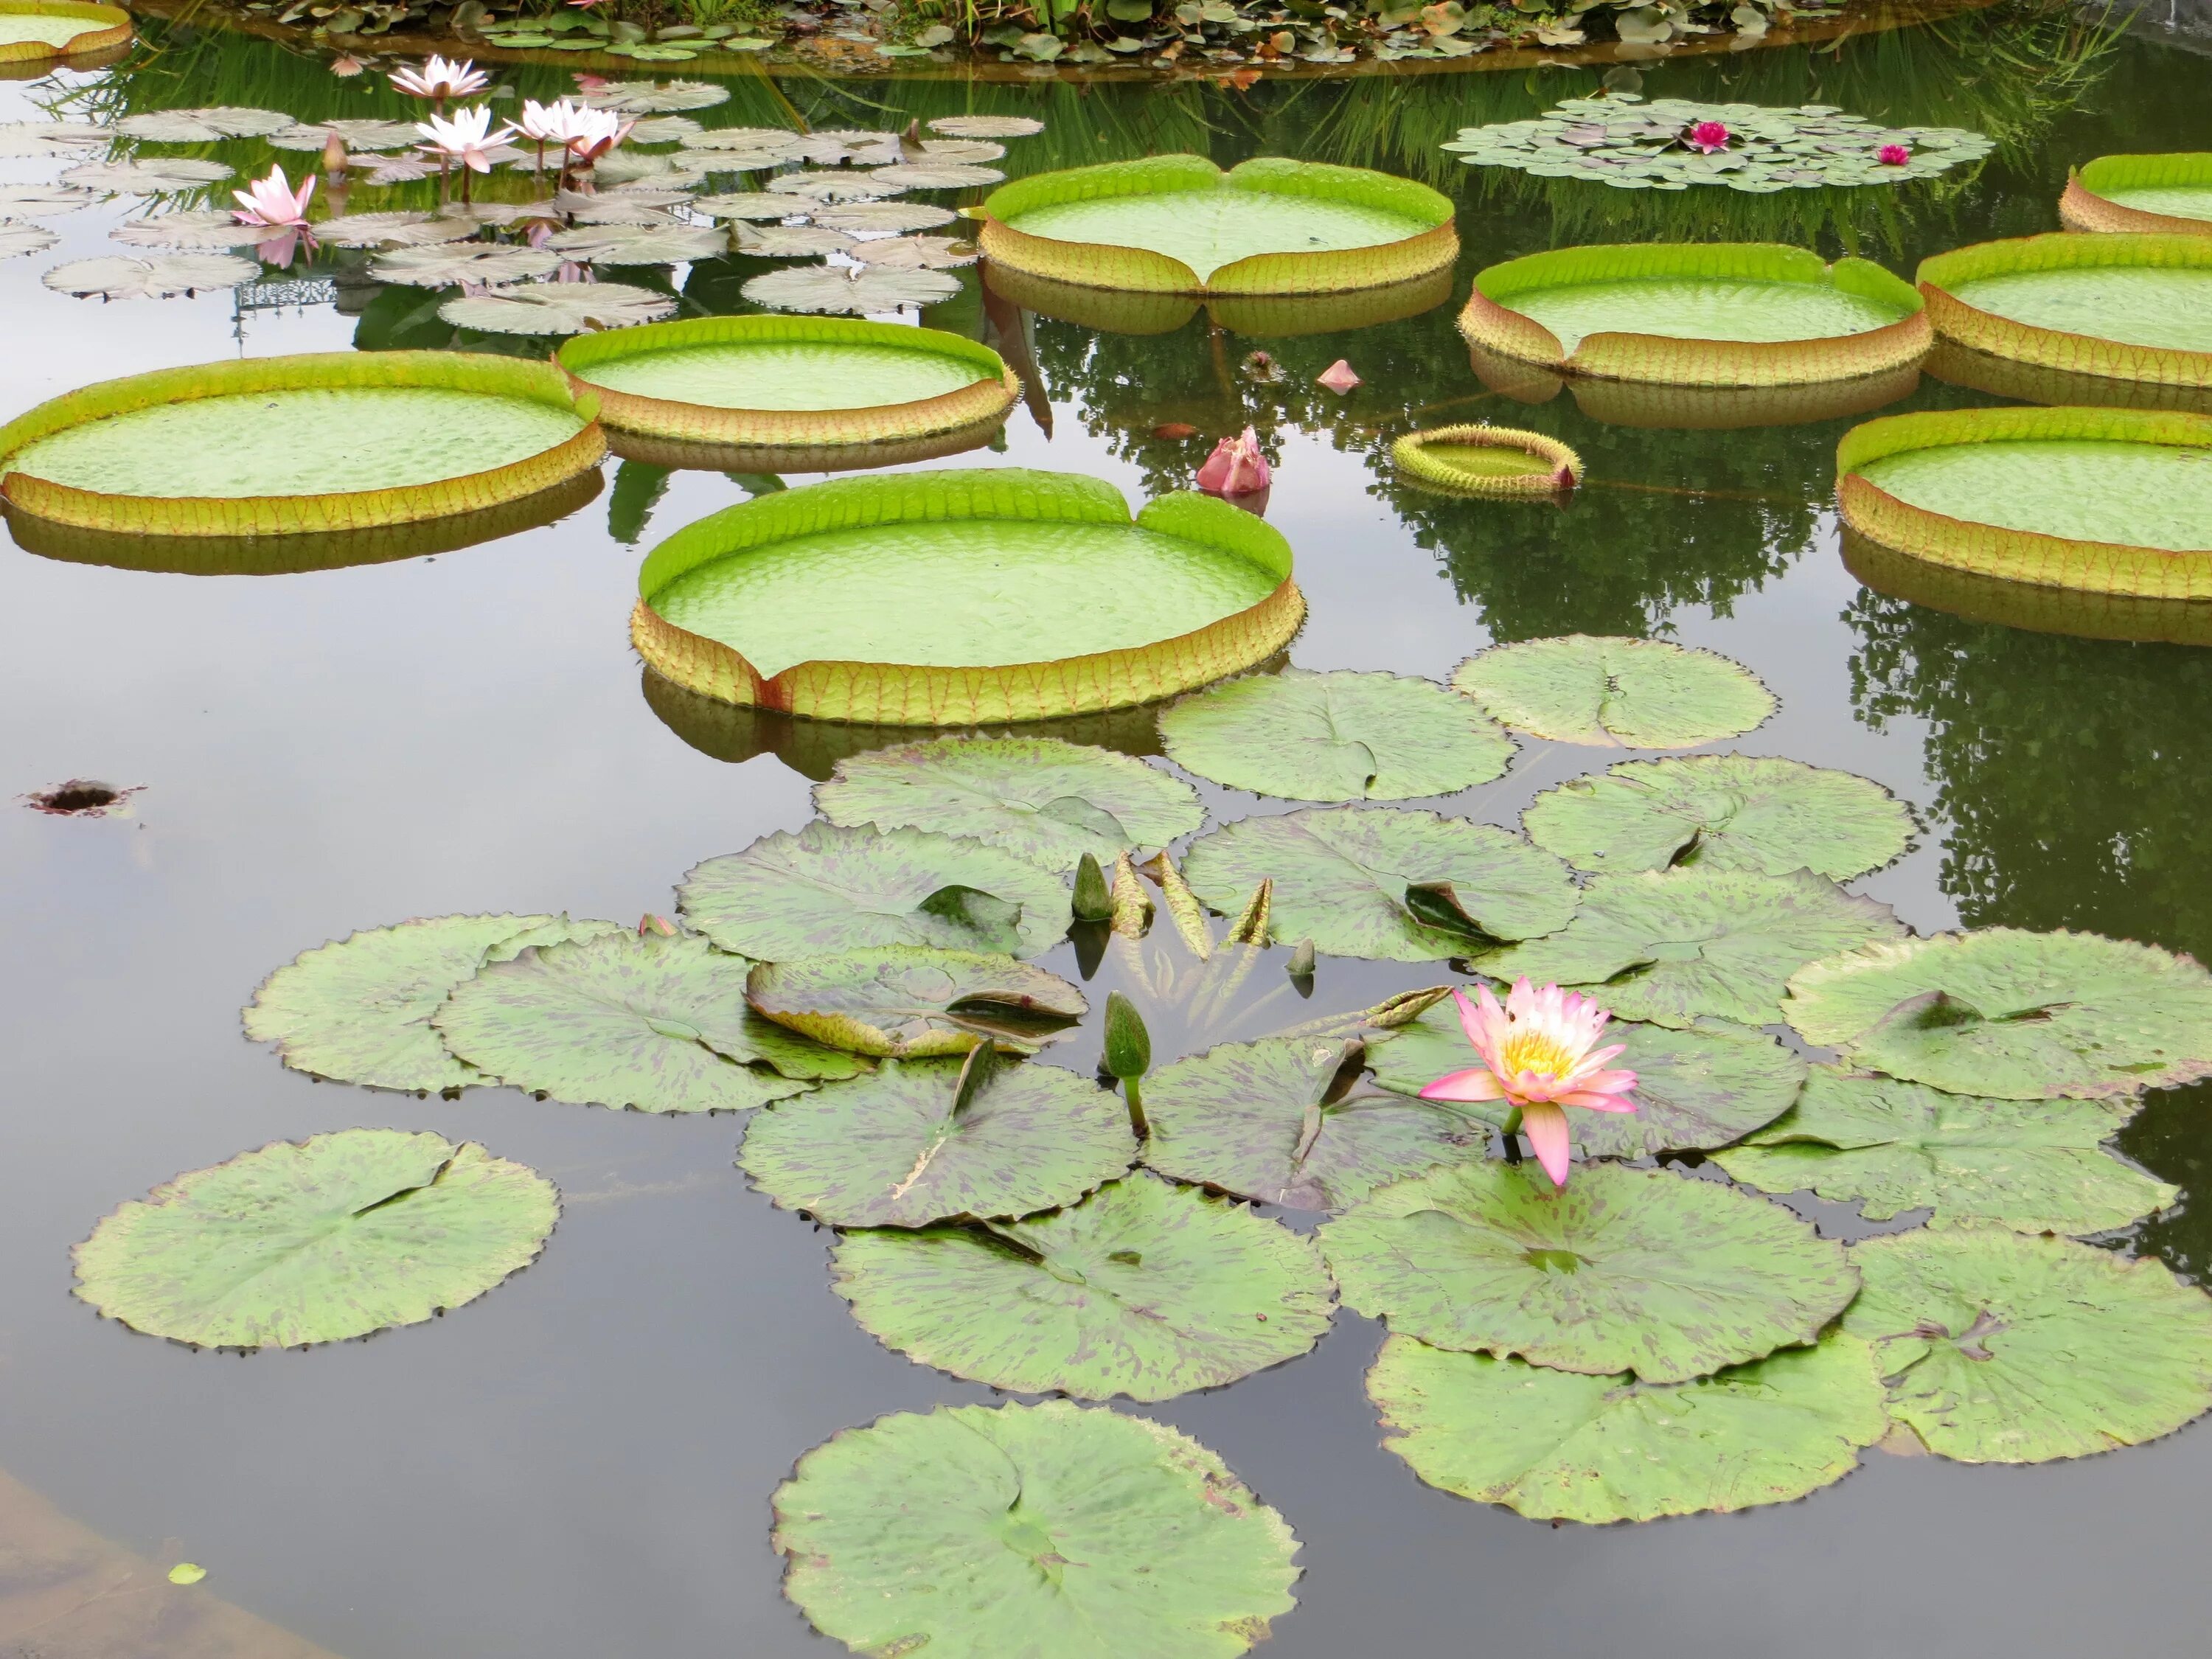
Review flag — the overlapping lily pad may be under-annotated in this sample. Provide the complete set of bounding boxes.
[72,1130,557,1349]
[1784,927,2212,1100]
[1450,635,1776,748]
[439,281,678,335]
[747,947,1086,1057]
[109,210,271,251]
[773,1401,1298,1659]
[831,1171,1335,1399]
[1368,1329,1889,1523]
[739,263,962,314]
[1843,1227,2212,1461]
[1319,1159,1858,1382]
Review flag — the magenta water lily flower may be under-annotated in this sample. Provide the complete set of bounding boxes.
[1878,142,1912,166]
[1419,981,1638,1188]
[1683,119,1731,154]
[390,55,489,102]
[1196,426,1272,497]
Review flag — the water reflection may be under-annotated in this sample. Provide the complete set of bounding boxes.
[1843,528,2212,644]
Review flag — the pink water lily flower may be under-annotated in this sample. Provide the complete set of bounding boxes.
[563,105,636,169]
[1877,143,1912,166]
[1316,358,1361,394]
[232,162,315,231]
[1420,981,1638,1188]
[1196,426,1272,497]
[390,55,488,102]
[1683,119,1731,154]
[518,97,592,146]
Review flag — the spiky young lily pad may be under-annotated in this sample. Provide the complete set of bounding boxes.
[1319,1159,1858,1382]
[740,263,961,314]
[832,1171,1335,1399]
[1366,1002,1806,1155]
[1843,1227,2212,1462]
[243,913,622,1092]
[1140,1036,1490,1209]
[746,946,1087,1057]
[372,242,563,288]
[681,821,1073,960]
[60,158,234,195]
[439,281,678,335]
[43,253,257,300]
[738,1053,1133,1225]
[1486,866,1905,1029]
[1180,807,1577,963]
[1713,1068,2174,1235]
[108,210,268,251]
[1450,635,1776,748]
[115,105,293,143]
[1524,754,1916,879]
[814,735,1203,873]
[1784,928,2212,1101]
[72,1130,557,1349]
[1368,1329,1889,1524]
[773,1401,1297,1659]
[543,221,726,265]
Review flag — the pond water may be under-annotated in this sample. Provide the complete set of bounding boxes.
[5,7,2212,1657]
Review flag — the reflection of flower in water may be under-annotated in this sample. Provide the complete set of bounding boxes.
[1419,982,1638,1187]
[1683,119,1731,154]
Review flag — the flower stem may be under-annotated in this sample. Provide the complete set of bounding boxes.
[1122,1077,1149,1141]
[1500,1105,1523,1164]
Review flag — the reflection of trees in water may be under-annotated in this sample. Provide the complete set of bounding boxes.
[2119,1080,2212,1284]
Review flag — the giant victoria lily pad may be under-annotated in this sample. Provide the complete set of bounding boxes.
[979,156,1456,296]
[1157,668,1514,802]
[1784,927,2212,1100]
[1319,1159,1858,1382]
[1713,1068,2174,1235]
[2062,153,2212,235]
[1450,635,1775,749]
[773,1401,1298,1659]
[0,353,604,537]
[0,0,131,59]
[746,947,1087,1057]
[738,1053,1134,1225]
[1843,1228,2212,1462]
[1391,424,1582,498]
[1180,806,1578,963]
[1484,866,1905,1029]
[1368,1329,1889,1524]
[72,1130,557,1349]
[831,1171,1335,1399]
[633,470,1303,725]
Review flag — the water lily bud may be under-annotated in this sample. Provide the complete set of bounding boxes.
[1287,938,1316,978]
[322,131,349,177]
[1102,991,1150,1081]
[637,913,676,937]
[1316,359,1360,394]
[1072,852,1113,922]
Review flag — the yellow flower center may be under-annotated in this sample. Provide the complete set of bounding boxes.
[1499,1031,1575,1082]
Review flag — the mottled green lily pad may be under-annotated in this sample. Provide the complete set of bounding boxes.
[680,821,1073,960]
[1181,807,1577,963]
[1368,1329,1888,1523]
[1524,755,1915,879]
[746,946,1086,1057]
[773,1400,1297,1659]
[1450,635,1775,749]
[1714,1068,2174,1234]
[832,1171,1335,1399]
[72,1130,557,1349]
[1784,928,2212,1101]
[1843,1227,2212,1461]
[815,735,1201,873]
[738,1053,1133,1225]
[1319,1159,1857,1382]
[1485,866,1904,1029]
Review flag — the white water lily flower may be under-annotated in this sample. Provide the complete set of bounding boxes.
[390,55,488,101]
[516,98,593,147]
[417,105,518,175]
[563,105,636,167]
[230,163,314,231]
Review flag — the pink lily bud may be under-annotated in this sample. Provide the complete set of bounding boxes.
[1316,359,1360,394]
[1195,427,1272,498]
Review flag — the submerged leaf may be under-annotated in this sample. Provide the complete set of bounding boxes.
[1451,634,1775,748]
[746,946,1086,1057]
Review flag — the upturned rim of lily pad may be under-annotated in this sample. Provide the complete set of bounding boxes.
[631,467,1304,726]
[0,352,605,538]
[981,257,1455,340]
[1916,232,2212,389]
[0,0,131,63]
[1835,404,2212,599]
[1391,424,1582,498]
[1459,242,1929,389]
[2060,154,2212,237]
[977,155,1458,299]
[556,313,1020,452]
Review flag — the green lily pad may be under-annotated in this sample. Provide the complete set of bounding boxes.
[60,158,233,195]
[1140,1036,1490,1209]
[1366,1003,1806,1155]
[1843,1227,2212,1462]
[1157,669,1514,803]
[42,253,258,301]
[738,1053,1134,1225]
[72,1130,557,1349]
[580,78,731,113]
[1367,1329,1889,1523]
[746,946,1087,1057]
[115,105,293,142]
[439,282,678,336]
[243,913,622,1092]
[1524,755,1915,879]
[1180,807,1578,963]
[773,1400,1297,1659]
[1318,1159,1858,1382]
[1450,635,1776,748]
[815,735,1202,872]
[431,931,860,1114]
[371,242,563,288]
[740,263,963,314]
[1713,1067,2175,1234]
[1784,928,2212,1101]
[680,821,1073,960]
[1485,866,1905,1029]
[543,221,727,265]
[830,1171,1335,1399]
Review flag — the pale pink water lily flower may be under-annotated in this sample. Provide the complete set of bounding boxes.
[1877,143,1912,166]
[391,55,489,102]
[417,105,518,173]
[563,105,636,170]
[1196,426,1272,497]
[1419,981,1638,1188]
[232,163,315,231]
[1683,119,1731,154]
[1316,358,1361,394]
[518,97,593,147]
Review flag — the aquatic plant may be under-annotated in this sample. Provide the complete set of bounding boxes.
[1450,633,1776,748]
[1194,425,1270,498]
[1392,424,1581,497]
[229,161,315,263]
[388,54,487,104]
[2062,153,2212,236]
[415,105,517,202]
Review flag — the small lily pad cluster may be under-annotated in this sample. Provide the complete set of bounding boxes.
[1444,94,1994,194]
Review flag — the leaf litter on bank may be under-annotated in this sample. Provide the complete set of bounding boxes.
[1450,634,1775,748]
[746,945,1086,1057]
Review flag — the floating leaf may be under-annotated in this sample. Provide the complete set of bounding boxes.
[0,121,106,160]
[580,79,731,113]
[543,220,726,265]
[690,190,798,220]
[910,139,1007,165]
[0,221,58,259]
[167,1563,207,1585]
[60,158,234,195]
[832,1172,1334,1399]
[108,210,268,251]
[116,106,294,143]
[371,242,562,286]
[0,182,99,216]
[766,170,902,204]
[732,223,857,257]
[43,253,259,300]
[317,210,481,249]
[622,115,704,146]
[1182,806,1577,963]
[439,280,678,335]
[1784,928,2212,1101]
[928,115,1046,139]
[747,946,1086,1057]
[1843,1228,2212,1462]
[267,118,421,153]
[773,1401,1297,1659]
[1450,634,1776,748]
[72,1130,557,1349]
[1486,866,1904,1029]
[1368,1329,1888,1523]
[739,1054,1133,1225]
[866,161,1005,189]
[1319,1159,1858,1382]
[740,261,961,313]
[813,200,959,232]
[848,233,981,270]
